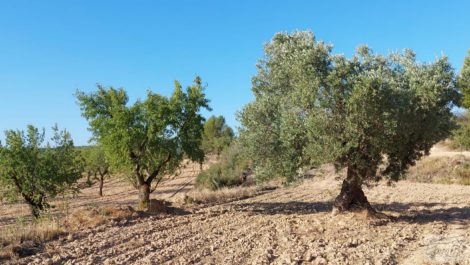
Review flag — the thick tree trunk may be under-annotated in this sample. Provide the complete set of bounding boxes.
[138,183,151,210]
[333,166,373,213]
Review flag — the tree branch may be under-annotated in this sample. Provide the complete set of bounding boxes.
[145,153,172,186]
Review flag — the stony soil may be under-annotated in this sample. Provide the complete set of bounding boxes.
[0,158,211,227]
[5,170,470,265]
[3,149,470,265]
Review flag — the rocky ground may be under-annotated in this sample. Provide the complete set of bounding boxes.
[5,172,470,265]
[3,147,470,265]
[0,159,209,227]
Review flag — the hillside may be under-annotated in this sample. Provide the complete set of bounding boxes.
[3,158,470,264]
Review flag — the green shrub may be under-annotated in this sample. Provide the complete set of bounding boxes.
[196,142,250,190]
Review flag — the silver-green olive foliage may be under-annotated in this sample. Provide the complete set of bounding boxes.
[76,77,210,206]
[239,31,460,187]
[0,125,82,218]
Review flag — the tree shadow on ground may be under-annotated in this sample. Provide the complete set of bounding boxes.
[232,200,470,225]
[373,202,470,225]
[233,201,333,215]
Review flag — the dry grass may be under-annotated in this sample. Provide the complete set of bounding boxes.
[437,139,459,150]
[63,205,138,230]
[0,217,65,261]
[182,186,267,205]
[0,205,138,261]
[406,155,470,185]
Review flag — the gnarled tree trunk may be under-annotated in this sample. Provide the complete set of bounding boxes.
[333,166,373,212]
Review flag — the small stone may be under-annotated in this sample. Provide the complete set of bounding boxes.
[52,255,62,263]
[104,258,116,265]
[315,257,328,265]
[306,252,317,262]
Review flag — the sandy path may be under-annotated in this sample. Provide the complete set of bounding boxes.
[429,144,470,157]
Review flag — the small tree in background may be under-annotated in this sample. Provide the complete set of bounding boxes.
[458,50,470,108]
[451,50,470,149]
[0,125,82,218]
[202,115,234,156]
[239,31,460,213]
[451,115,470,150]
[81,145,110,196]
[76,77,210,209]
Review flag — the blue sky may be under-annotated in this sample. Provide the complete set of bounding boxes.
[1,0,469,146]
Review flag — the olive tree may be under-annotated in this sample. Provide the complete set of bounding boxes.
[202,115,234,156]
[76,77,210,208]
[0,125,82,218]
[239,31,460,213]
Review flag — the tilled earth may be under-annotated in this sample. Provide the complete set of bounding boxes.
[10,173,470,265]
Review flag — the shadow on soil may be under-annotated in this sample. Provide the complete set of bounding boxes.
[234,200,470,225]
[376,202,470,224]
[234,201,333,215]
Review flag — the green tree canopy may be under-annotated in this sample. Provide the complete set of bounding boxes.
[239,31,460,212]
[458,50,470,108]
[76,77,210,208]
[202,115,234,156]
[80,145,110,196]
[0,125,82,218]
[451,114,470,150]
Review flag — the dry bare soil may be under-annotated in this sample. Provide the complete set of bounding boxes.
[3,148,470,265]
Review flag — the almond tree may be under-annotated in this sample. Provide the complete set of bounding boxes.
[239,31,460,213]
[81,145,110,196]
[76,77,210,209]
[0,125,82,218]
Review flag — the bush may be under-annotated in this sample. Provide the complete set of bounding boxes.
[196,142,251,190]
